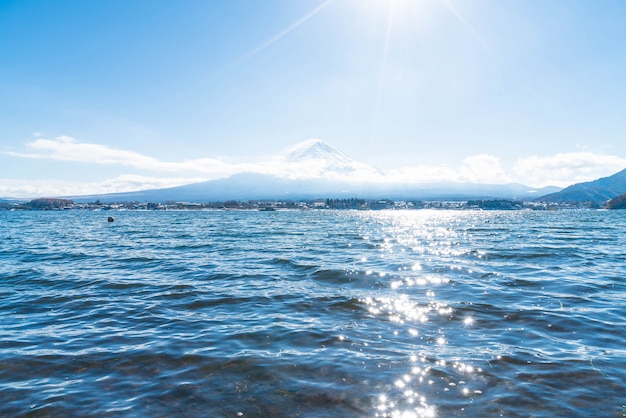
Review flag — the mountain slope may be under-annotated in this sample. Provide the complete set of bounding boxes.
[537,168,626,203]
[71,173,559,203]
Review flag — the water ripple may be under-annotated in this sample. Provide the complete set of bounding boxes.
[0,210,625,417]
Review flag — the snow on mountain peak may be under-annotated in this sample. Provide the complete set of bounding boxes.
[279,139,384,181]
[284,139,355,166]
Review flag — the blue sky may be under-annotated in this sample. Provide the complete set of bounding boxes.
[2,0,626,197]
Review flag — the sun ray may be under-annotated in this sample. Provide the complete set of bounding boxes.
[439,0,498,57]
[438,0,548,105]
[374,1,395,136]
[236,0,335,64]
[374,0,397,138]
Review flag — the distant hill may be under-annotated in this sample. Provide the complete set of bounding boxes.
[0,198,22,204]
[606,192,626,209]
[537,168,626,204]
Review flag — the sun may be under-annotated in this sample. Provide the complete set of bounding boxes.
[359,0,437,23]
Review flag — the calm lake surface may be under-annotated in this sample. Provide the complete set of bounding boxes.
[1,209,625,417]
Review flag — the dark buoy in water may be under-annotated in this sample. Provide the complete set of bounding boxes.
[107,216,114,223]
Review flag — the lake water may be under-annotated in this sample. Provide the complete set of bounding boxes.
[1,209,625,417]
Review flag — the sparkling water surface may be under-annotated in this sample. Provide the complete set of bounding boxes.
[1,209,625,417]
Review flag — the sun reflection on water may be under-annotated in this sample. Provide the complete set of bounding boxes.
[363,295,453,326]
[356,211,486,417]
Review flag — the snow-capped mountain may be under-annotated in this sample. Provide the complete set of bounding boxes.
[284,139,352,163]
[65,139,561,203]
[279,139,383,180]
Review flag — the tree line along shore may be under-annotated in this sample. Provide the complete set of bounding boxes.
[0,197,613,211]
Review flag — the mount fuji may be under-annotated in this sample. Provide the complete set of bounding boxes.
[69,139,560,203]
[280,139,383,179]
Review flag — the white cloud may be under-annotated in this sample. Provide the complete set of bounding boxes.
[459,154,510,184]
[0,175,206,199]
[387,152,626,188]
[5,136,235,175]
[3,136,626,197]
[97,175,209,193]
[513,152,626,187]
[386,154,510,185]
[387,164,461,183]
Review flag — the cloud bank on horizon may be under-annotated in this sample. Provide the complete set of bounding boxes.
[1,136,625,198]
